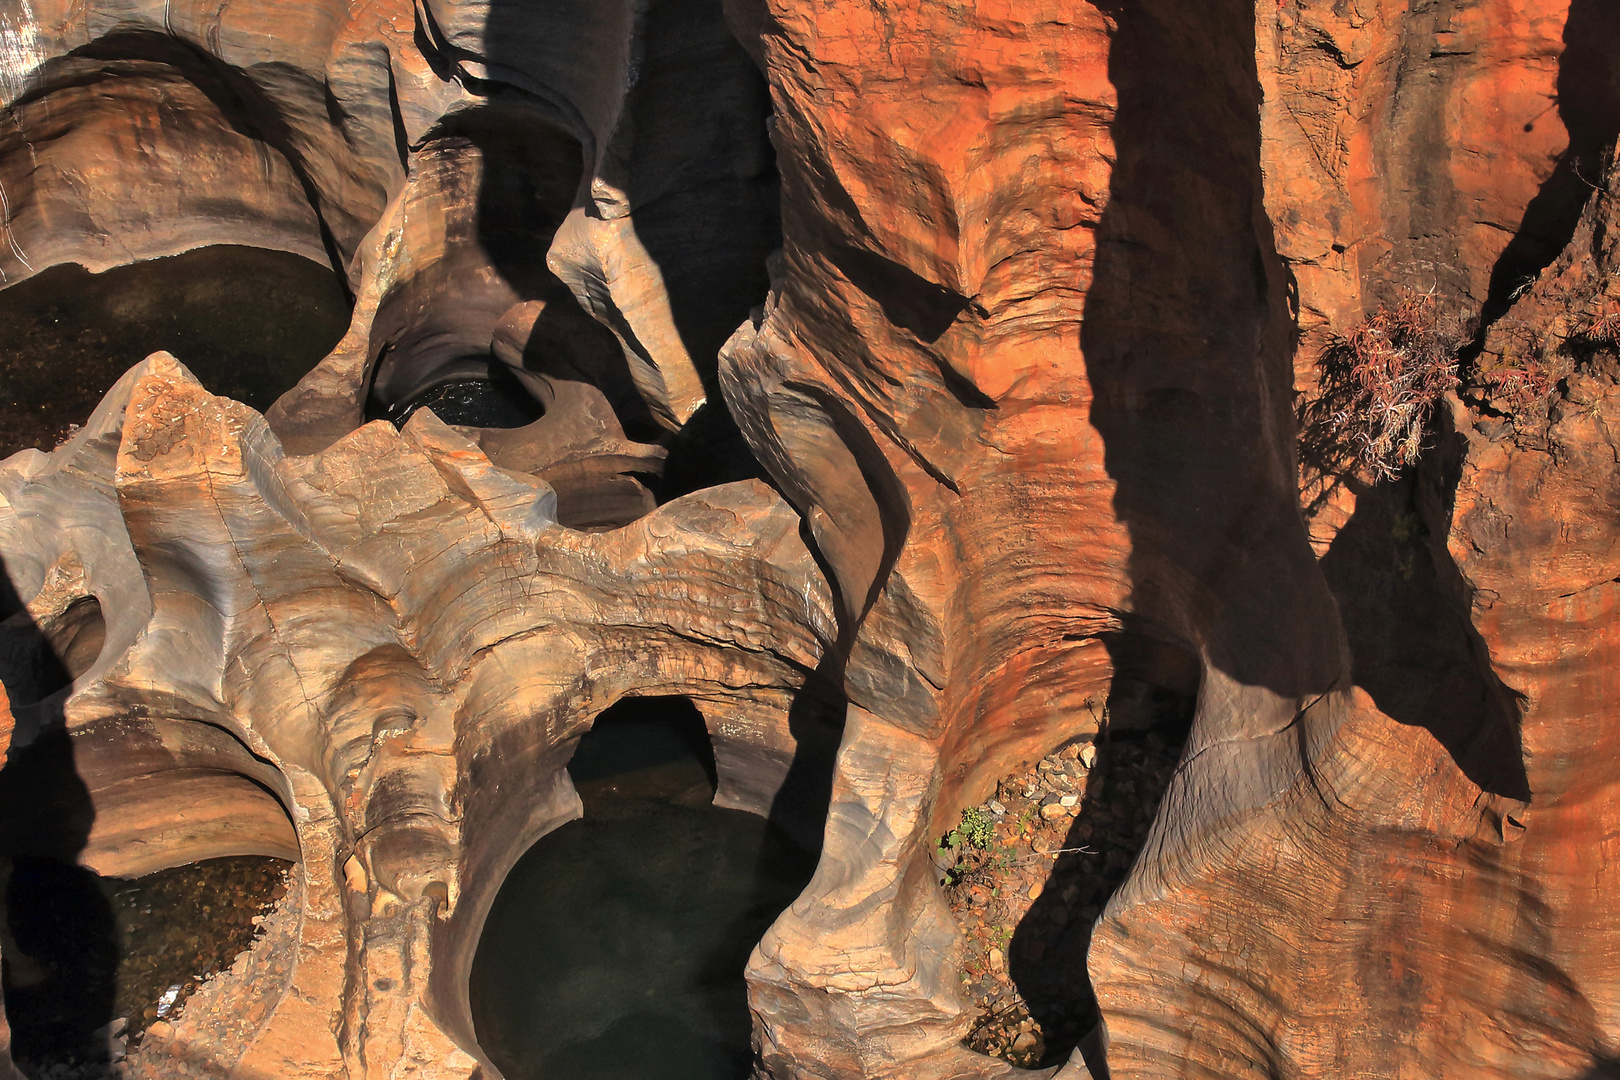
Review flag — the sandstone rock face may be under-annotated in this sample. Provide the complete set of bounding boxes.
[731,0,1620,1076]
[0,0,1616,1079]
[0,353,839,1077]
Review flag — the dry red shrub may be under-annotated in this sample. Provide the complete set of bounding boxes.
[1307,289,1461,480]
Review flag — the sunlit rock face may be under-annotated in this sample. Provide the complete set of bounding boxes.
[0,0,1617,1078]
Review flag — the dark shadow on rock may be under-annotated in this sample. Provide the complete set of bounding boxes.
[1293,2,1620,800]
[0,568,113,1070]
[764,657,846,859]
[362,101,596,420]
[1466,0,1620,352]
[695,813,818,1080]
[456,0,777,499]
[565,695,719,801]
[621,0,781,402]
[519,297,665,446]
[1078,0,1345,702]
[1006,630,1197,1071]
[1582,1055,1620,1079]
[825,244,971,347]
[642,397,767,506]
[0,590,78,720]
[1317,418,1531,800]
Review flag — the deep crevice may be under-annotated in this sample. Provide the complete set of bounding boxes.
[945,631,1197,1071]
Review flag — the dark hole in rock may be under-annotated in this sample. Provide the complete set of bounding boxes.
[470,696,817,1080]
[0,595,106,708]
[44,598,106,690]
[942,633,1199,1069]
[0,854,294,1071]
[642,398,767,506]
[0,246,352,458]
[375,358,546,431]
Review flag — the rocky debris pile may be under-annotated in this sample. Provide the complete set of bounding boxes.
[940,731,1185,1068]
[111,857,293,1046]
[6,856,293,1080]
[117,867,303,1080]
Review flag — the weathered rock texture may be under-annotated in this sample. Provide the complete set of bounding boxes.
[728,0,1620,1077]
[0,0,1617,1077]
[0,353,840,1077]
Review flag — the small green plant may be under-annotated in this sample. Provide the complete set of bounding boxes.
[939,806,995,857]
[937,806,997,886]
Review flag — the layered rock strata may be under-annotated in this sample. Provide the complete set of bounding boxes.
[0,0,1615,1078]
[0,353,840,1077]
[727,1,1620,1077]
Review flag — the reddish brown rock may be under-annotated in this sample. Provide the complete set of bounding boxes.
[726,1,1620,1078]
[0,0,1619,1078]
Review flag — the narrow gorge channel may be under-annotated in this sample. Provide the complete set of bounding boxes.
[0,0,1616,1078]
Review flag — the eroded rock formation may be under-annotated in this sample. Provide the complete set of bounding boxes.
[0,0,1616,1077]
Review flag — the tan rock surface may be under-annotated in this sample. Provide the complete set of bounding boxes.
[0,0,1618,1078]
[0,353,841,1076]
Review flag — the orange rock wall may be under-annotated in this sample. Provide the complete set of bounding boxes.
[731,0,1620,1076]
[0,0,1617,1077]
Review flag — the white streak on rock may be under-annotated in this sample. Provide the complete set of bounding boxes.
[0,0,42,108]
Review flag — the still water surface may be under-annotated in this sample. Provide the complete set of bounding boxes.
[470,700,817,1080]
[0,246,350,458]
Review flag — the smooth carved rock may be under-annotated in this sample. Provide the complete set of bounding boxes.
[0,353,841,1076]
[0,0,1618,1078]
[0,0,402,286]
[726,1,1620,1078]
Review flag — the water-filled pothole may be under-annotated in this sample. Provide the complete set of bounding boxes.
[0,854,294,1072]
[0,246,351,459]
[469,697,817,1080]
[378,359,546,431]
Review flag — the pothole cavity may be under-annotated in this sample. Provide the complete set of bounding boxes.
[469,696,817,1080]
[378,358,547,431]
[0,245,351,458]
[0,594,105,708]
